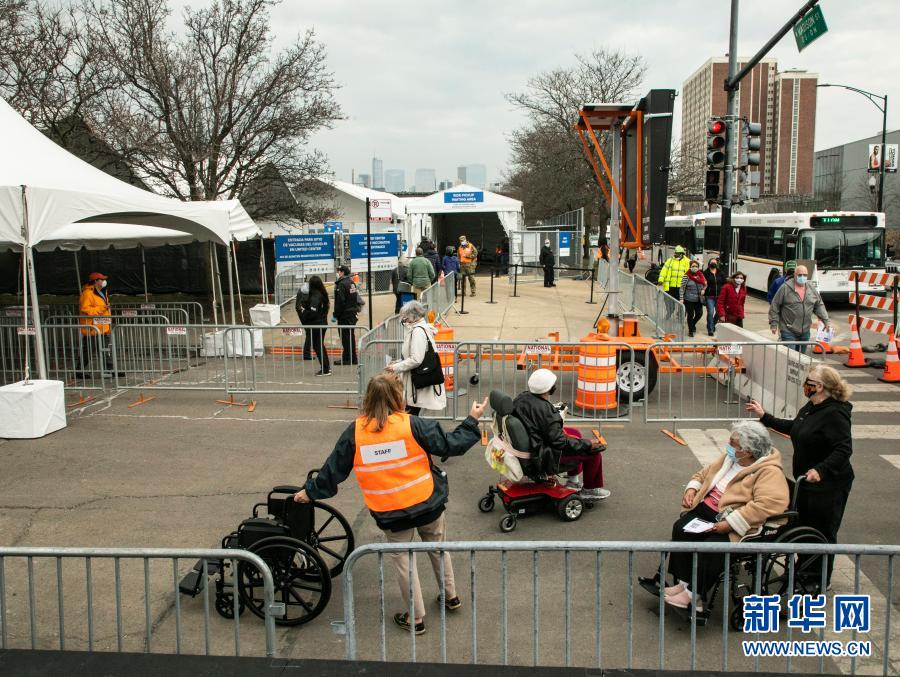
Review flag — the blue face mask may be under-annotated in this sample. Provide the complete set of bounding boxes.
[796,275,808,285]
[724,444,738,461]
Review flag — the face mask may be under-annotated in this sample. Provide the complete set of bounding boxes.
[734,278,743,286]
[709,264,717,269]
[100,280,108,289]
[796,275,808,285]
[803,384,817,398]
[675,253,683,259]
[724,443,738,461]
[460,240,467,245]
[690,267,699,273]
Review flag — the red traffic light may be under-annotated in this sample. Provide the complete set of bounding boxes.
[708,120,726,134]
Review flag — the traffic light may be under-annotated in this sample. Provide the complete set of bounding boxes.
[740,120,762,167]
[707,118,727,168]
[705,169,722,202]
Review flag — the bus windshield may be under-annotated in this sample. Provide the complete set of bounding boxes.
[804,229,885,270]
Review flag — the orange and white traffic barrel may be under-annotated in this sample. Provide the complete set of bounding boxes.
[434,324,455,391]
[574,334,617,411]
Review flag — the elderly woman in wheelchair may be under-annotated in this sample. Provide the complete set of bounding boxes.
[639,420,791,617]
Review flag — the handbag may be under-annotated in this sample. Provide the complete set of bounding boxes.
[410,327,445,391]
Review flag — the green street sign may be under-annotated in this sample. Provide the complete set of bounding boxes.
[793,4,828,52]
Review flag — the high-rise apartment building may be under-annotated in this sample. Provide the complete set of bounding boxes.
[357,173,371,188]
[438,179,454,191]
[681,57,817,196]
[371,157,383,190]
[414,168,436,193]
[457,164,487,189]
[384,169,405,193]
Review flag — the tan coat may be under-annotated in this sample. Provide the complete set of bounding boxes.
[685,449,790,542]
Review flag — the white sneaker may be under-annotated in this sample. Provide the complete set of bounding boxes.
[579,488,611,500]
[564,474,584,490]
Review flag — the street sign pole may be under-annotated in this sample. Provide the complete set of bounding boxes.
[365,198,373,329]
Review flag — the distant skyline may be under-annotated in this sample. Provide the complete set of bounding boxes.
[165,0,899,187]
[354,160,489,191]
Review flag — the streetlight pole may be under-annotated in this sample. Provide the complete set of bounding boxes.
[817,83,888,212]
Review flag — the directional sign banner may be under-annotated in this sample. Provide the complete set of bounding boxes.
[274,234,335,274]
[349,233,400,273]
[793,5,827,52]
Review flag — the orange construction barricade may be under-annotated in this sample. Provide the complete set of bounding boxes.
[574,333,617,411]
[434,324,455,391]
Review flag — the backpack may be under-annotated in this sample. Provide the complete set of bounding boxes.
[645,263,661,285]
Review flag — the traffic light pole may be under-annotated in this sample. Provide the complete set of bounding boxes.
[719,0,821,274]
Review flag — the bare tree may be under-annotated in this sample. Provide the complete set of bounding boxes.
[505,49,646,227]
[665,137,706,199]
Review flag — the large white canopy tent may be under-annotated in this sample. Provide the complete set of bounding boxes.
[404,184,523,258]
[0,97,257,378]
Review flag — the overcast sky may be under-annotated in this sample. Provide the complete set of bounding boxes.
[176,0,899,187]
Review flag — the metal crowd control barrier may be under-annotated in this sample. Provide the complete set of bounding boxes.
[594,262,685,340]
[340,541,898,674]
[358,339,403,399]
[223,325,362,394]
[0,546,279,657]
[0,323,107,391]
[420,272,457,319]
[112,301,206,326]
[642,340,823,427]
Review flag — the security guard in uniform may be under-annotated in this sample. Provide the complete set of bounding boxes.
[295,373,487,635]
[333,265,361,365]
[457,235,478,297]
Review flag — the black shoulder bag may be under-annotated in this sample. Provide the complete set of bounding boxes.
[410,327,445,397]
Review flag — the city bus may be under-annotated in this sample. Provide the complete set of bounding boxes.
[653,212,887,301]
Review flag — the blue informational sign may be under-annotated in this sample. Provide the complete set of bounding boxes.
[274,234,335,263]
[324,220,343,233]
[444,191,484,204]
[559,232,572,256]
[349,233,400,273]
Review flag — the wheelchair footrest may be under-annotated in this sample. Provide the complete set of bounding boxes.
[178,559,222,596]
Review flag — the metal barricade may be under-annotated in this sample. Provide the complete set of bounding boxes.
[358,339,403,398]
[643,340,823,426]
[223,325,362,394]
[448,340,635,422]
[112,302,206,326]
[0,546,278,657]
[1,323,107,391]
[594,267,686,341]
[420,272,457,319]
[340,540,898,673]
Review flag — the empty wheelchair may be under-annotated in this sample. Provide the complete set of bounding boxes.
[179,480,354,626]
[640,476,828,630]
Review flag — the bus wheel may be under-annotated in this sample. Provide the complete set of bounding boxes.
[616,351,658,402]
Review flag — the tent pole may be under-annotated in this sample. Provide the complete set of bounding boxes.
[73,251,82,294]
[140,244,149,301]
[208,242,219,326]
[259,235,268,303]
[225,241,237,324]
[20,249,31,381]
[21,188,47,380]
[232,240,244,323]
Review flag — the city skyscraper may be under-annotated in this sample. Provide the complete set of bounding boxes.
[371,156,383,190]
[357,173,371,188]
[384,169,405,193]
[681,57,817,196]
[457,164,487,189]
[414,168,436,193]
[438,179,454,191]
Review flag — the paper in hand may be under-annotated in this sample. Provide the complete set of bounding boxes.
[683,518,715,534]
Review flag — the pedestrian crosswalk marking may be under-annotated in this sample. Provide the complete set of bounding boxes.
[847,383,900,393]
[679,428,729,466]
[849,401,900,413]
[854,425,900,440]
[881,455,900,471]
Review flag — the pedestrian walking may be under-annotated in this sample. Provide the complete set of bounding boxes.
[294,281,314,360]
[657,245,690,302]
[423,241,441,277]
[746,365,853,587]
[408,247,436,298]
[498,236,510,275]
[79,271,114,373]
[768,264,831,353]
[680,260,707,337]
[539,238,556,287]
[457,235,478,297]
[299,275,331,376]
[441,246,460,277]
[702,258,726,337]
[333,265,361,365]
[716,270,747,327]
[391,257,410,314]
[767,260,796,303]
[386,300,447,415]
[294,372,487,636]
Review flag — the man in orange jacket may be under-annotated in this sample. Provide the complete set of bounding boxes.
[457,235,478,297]
[79,272,113,372]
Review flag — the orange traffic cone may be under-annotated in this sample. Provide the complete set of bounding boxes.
[638,248,646,260]
[879,337,900,383]
[845,319,867,368]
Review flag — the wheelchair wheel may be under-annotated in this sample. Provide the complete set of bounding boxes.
[499,513,517,533]
[762,526,829,600]
[556,495,584,522]
[307,502,354,578]
[214,591,245,619]
[478,495,495,513]
[238,536,332,626]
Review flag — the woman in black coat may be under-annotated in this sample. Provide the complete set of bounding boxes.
[299,275,331,376]
[746,364,853,585]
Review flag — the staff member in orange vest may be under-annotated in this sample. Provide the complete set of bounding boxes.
[457,234,478,297]
[79,271,113,372]
[294,372,487,635]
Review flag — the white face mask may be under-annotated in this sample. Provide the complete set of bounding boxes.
[734,278,744,286]
[460,240,467,246]
[100,280,108,289]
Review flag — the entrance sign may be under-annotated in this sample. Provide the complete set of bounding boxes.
[369,199,393,223]
[559,232,572,256]
[274,234,335,274]
[349,233,400,273]
[444,191,484,204]
[793,4,827,52]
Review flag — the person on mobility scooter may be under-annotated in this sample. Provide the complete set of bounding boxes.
[478,369,607,532]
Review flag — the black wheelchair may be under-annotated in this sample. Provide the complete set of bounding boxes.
[179,480,354,626]
[640,477,828,630]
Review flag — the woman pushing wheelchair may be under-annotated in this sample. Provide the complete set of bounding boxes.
[639,420,789,613]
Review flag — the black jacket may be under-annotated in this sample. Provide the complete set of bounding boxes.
[703,268,726,299]
[300,289,328,326]
[334,275,361,318]
[294,285,309,320]
[761,398,854,487]
[424,248,442,276]
[539,246,554,267]
[304,415,481,530]
[512,391,592,474]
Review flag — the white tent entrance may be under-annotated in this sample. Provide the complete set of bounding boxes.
[404,185,523,268]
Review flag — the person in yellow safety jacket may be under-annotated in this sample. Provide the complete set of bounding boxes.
[658,245,691,301]
[457,235,478,297]
[79,272,111,336]
[295,372,487,636]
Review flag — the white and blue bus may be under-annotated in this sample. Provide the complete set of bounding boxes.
[654,212,887,301]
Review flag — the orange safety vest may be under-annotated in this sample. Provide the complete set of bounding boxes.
[458,243,476,264]
[352,413,434,514]
[79,285,111,336]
